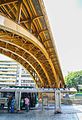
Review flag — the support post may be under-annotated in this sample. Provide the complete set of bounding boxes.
[55,89,61,113]
[42,93,43,111]
[15,91,21,111]
[19,65,22,86]
[16,0,22,24]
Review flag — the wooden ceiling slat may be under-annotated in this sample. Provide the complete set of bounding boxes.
[27,0,35,17]
[14,2,28,29]
[16,0,23,24]
[13,2,23,21]
[23,1,31,18]
[35,19,41,32]
[21,3,29,19]
[29,0,37,16]
[39,32,45,42]
[23,23,30,30]
[37,19,43,30]
[8,4,16,19]
[1,6,12,18]
[20,19,31,24]
[31,20,38,33]
[0,0,17,6]
[23,0,32,18]
[39,29,48,36]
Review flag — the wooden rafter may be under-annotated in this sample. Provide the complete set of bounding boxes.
[16,0,23,24]
[0,0,17,6]
[0,0,65,87]
[20,18,31,23]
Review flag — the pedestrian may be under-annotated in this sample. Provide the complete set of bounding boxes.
[11,96,15,113]
[1,103,4,112]
[7,96,12,112]
[24,96,29,112]
[20,99,24,110]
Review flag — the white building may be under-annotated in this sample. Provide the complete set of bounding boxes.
[0,60,36,87]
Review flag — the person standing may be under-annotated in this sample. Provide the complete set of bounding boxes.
[1,102,4,112]
[24,97,29,112]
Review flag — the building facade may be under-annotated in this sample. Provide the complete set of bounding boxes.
[0,60,35,87]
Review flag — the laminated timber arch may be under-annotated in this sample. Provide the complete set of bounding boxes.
[0,47,43,87]
[0,0,64,88]
[0,17,55,87]
[0,39,49,87]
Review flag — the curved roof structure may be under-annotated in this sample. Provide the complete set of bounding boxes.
[0,0,64,88]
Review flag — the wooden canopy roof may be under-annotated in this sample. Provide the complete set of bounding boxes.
[0,0,64,88]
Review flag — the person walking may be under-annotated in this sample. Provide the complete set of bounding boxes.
[24,97,29,112]
[11,97,15,113]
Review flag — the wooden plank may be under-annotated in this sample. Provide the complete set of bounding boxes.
[0,0,17,6]
[16,0,23,24]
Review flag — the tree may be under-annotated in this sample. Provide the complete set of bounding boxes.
[65,71,82,90]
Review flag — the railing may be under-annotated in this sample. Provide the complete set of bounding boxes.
[61,94,82,105]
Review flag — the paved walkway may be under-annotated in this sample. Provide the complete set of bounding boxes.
[0,105,82,120]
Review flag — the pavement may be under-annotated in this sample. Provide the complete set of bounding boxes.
[0,104,82,120]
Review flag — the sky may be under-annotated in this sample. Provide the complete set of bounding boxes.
[0,0,82,76]
[43,0,82,76]
[0,54,12,61]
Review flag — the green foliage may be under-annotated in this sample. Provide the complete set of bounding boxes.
[77,92,82,94]
[65,70,82,90]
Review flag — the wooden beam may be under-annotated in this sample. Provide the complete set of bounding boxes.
[0,0,17,6]
[16,0,23,24]
[2,5,12,18]
[39,29,48,34]
[20,18,31,23]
